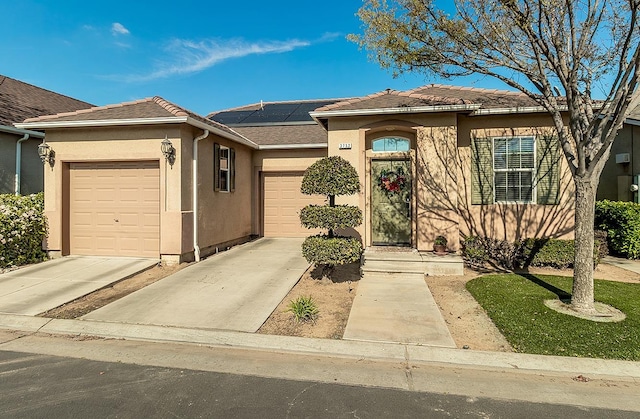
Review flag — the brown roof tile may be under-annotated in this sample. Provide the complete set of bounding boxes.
[21,96,244,139]
[314,84,541,113]
[0,75,93,126]
[234,124,327,146]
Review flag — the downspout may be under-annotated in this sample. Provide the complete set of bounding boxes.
[14,133,30,195]
[192,129,209,262]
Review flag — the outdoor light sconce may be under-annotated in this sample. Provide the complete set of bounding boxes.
[161,136,176,165]
[38,141,54,165]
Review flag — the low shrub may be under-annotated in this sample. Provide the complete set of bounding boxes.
[287,295,319,323]
[0,193,47,269]
[302,235,362,266]
[462,233,607,270]
[299,205,363,230]
[595,200,640,259]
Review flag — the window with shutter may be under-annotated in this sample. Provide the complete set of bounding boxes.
[471,136,560,205]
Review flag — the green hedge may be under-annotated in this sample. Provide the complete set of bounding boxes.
[462,234,607,270]
[299,204,363,230]
[595,200,640,259]
[0,193,47,269]
[302,235,362,266]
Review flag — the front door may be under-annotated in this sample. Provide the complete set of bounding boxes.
[371,159,412,245]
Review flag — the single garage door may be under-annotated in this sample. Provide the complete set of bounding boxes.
[69,161,160,258]
[263,172,324,237]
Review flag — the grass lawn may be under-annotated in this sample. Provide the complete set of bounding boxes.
[466,274,640,360]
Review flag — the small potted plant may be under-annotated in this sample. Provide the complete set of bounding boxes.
[433,235,448,255]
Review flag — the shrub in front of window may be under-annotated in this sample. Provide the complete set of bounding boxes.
[0,193,47,269]
[595,200,640,259]
[300,156,362,266]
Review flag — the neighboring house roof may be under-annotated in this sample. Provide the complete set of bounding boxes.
[209,99,350,148]
[16,96,258,149]
[233,124,328,148]
[0,74,93,126]
[209,99,348,126]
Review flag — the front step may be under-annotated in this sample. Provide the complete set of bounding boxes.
[362,248,464,276]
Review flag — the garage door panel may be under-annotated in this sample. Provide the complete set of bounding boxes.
[70,161,160,258]
[263,172,324,238]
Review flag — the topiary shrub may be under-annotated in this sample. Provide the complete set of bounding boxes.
[595,200,640,259]
[300,156,363,266]
[0,193,47,269]
[301,156,360,198]
[299,205,363,231]
[302,235,363,265]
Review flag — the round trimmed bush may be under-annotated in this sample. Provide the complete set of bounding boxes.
[299,204,363,230]
[301,156,360,196]
[302,235,363,266]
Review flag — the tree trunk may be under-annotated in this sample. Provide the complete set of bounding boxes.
[571,177,597,313]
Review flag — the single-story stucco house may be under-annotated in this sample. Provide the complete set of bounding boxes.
[15,85,576,264]
[0,75,93,195]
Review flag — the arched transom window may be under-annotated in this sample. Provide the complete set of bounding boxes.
[372,137,410,152]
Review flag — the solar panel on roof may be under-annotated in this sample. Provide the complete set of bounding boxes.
[209,110,256,125]
[210,99,343,126]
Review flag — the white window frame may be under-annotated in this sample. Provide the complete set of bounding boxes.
[492,136,536,203]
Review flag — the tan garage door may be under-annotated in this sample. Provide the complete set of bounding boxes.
[69,161,160,258]
[263,172,324,237]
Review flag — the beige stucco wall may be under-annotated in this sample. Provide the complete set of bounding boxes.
[0,132,43,195]
[457,115,575,243]
[188,126,254,258]
[40,125,185,259]
[324,112,575,252]
[598,123,640,202]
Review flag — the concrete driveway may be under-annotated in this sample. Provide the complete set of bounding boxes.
[0,257,158,315]
[83,238,308,333]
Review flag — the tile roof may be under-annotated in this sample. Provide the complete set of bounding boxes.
[233,124,327,146]
[314,84,541,113]
[20,96,245,140]
[0,75,93,126]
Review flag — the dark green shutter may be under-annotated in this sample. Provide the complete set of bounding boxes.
[536,136,560,204]
[214,143,220,192]
[471,137,493,204]
[230,148,236,192]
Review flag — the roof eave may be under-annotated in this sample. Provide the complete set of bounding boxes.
[470,105,569,116]
[0,124,45,138]
[257,143,328,150]
[15,116,259,149]
[309,104,482,119]
[15,116,190,129]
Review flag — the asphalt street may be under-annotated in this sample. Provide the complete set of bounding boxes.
[1,349,638,419]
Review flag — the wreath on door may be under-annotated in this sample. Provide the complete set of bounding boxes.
[378,166,408,196]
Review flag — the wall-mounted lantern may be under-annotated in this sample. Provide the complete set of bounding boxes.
[161,136,176,165]
[38,141,54,165]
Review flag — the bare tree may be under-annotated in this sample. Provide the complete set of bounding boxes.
[351,0,640,313]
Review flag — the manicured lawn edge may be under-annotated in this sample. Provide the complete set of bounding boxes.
[466,274,640,360]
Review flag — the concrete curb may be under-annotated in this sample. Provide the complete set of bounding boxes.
[1,313,639,381]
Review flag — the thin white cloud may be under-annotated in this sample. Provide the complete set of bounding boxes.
[111,22,130,36]
[118,38,310,82]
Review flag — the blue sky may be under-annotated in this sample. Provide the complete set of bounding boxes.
[2,0,508,116]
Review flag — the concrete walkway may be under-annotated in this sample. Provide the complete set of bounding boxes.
[603,256,640,275]
[343,272,456,347]
[0,256,157,315]
[83,238,308,333]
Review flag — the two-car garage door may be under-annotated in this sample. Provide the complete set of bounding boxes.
[263,172,324,237]
[69,161,160,258]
